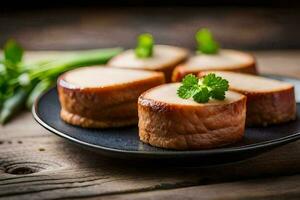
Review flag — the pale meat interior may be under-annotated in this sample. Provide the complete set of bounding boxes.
[109,45,187,70]
[63,67,157,88]
[205,71,293,92]
[184,50,252,70]
[144,83,244,106]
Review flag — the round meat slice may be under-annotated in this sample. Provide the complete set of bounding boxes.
[58,66,165,128]
[108,45,189,82]
[138,83,247,150]
[199,71,296,126]
[172,49,256,82]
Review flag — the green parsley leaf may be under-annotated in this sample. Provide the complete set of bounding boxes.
[182,74,198,87]
[177,74,199,99]
[177,73,229,103]
[203,73,229,100]
[193,87,210,103]
[135,33,154,58]
[177,84,198,99]
[4,39,23,65]
[195,28,219,54]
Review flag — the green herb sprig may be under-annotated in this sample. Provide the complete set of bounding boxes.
[196,28,219,54]
[135,33,154,58]
[177,73,229,103]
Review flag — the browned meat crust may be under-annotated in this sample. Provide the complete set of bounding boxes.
[58,70,165,128]
[138,90,247,150]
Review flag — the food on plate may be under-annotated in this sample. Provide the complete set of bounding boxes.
[177,73,229,103]
[199,71,296,126]
[58,66,165,128]
[138,74,246,150]
[108,33,189,82]
[172,29,256,82]
[172,49,256,82]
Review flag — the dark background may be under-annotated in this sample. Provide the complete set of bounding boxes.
[1,1,299,50]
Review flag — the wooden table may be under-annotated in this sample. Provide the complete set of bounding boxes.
[0,51,300,200]
[1,6,300,50]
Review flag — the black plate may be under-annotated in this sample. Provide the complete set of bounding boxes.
[33,75,300,165]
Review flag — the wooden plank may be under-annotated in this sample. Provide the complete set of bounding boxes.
[100,175,300,200]
[0,113,300,199]
[0,51,300,199]
[1,7,300,50]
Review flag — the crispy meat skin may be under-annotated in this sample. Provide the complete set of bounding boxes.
[58,71,165,128]
[240,88,296,126]
[199,71,296,126]
[60,108,138,128]
[138,92,246,150]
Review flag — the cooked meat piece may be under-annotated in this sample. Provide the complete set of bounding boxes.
[199,71,296,126]
[172,49,256,82]
[58,66,165,128]
[138,83,246,150]
[108,45,189,82]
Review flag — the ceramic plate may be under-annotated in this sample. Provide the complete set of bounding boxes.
[33,75,300,165]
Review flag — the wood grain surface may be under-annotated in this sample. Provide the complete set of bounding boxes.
[0,51,300,199]
[101,175,300,200]
[1,7,300,50]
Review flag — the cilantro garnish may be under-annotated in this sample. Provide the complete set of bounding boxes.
[177,73,229,103]
[195,28,219,54]
[135,33,154,58]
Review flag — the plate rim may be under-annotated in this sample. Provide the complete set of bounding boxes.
[32,74,300,156]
